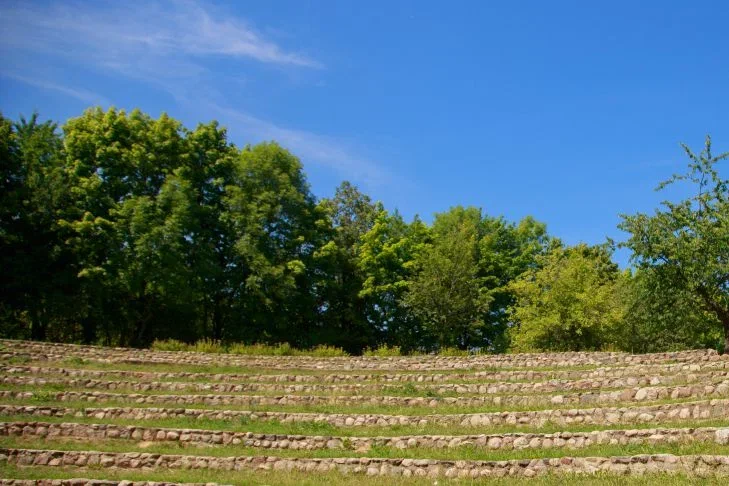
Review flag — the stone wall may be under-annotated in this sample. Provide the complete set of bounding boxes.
[2,398,728,428]
[4,379,729,408]
[2,448,729,478]
[2,421,727,452]
[5,368,729,395]
[2,340,720,370]
[5,361,729,385]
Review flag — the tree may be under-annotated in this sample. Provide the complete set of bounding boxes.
[357,210,430,351]
[0,113,75,341]
[619,136,729,352]
[223,142,325,346]
[405,210,491,350]
[508,244,623,352]
[479,215,553,351]
[315,182,380,353]
[178,121,238,341]
[59,108,194,346]
[616,268,722,352]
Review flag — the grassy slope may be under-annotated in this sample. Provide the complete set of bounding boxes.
[0,463,723,486]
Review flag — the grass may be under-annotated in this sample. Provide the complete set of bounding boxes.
[2,346,727,484]
[3,370,551,393]
[6,373,685,399]
[1,361,616,385]
[151,339,351,357]
[1,435,728,463]
[3,383,727,416]
[2,413,729,439]
[2,354,617,375]
[1,464,725,486]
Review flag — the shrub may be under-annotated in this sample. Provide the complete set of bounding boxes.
[364,345,403,357]
[228,342,294,356]
[150,340,348,357]
[189,338,225,354]
[305,344,349,357]
[437,346,470,356]
[150,339,190,352]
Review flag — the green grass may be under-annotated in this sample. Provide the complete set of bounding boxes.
[2,383,725,416]
[1,355,608,375]
[2,413,729,439]
[1,363,595,385]
[5,374,546,397]
[151,339,351,357]
[1,464,725,486]
[1,435,728,463]
[5,374,673,399]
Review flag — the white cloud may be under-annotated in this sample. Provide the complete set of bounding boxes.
[0,1,390,186]
[0,0,321,71]
[208,103,391,186]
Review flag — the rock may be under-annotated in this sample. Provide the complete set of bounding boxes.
[715,429,729,445]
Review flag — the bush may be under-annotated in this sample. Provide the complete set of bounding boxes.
[306,344,349,357]
[150,340,349,357]
[437,346,470,356]
[189,338,225,354]
[364,345,403,357]
[228,342,294,356]
[150,339,190,352]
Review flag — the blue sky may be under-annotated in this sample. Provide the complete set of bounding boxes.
[1,0,728,264]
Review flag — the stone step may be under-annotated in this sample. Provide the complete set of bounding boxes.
[3,420,729,452]
[5,365,729,395]
[3,448,729,478]
[6,361,729,385]
[2,398,728,428]
[4,380,729,409]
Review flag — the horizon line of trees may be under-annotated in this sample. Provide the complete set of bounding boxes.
[1,107,727,354]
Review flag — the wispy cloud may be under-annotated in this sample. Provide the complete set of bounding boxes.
[0,1,389,186]
[0,0,321,71]
[209,103,391,186]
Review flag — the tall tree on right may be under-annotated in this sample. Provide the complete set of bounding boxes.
[620,136,729,353]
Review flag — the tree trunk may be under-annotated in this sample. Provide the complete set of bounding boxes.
[29,305,46,341]
[721,311,729,355]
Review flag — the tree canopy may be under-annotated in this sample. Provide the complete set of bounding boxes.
[619,137,729,352]
[1,107,727,354]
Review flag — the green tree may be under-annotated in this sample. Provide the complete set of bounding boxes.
[315,182,380,353]
[223,142,325,346]
[508,244,623,352]
[178,121,238,341]
[479,215,553,351]
[616,268,722,352]
[358,210,430,351]
[59,108,196,346]
[405,209,490,350]
[619,136,729,352]
[0,113,75,341]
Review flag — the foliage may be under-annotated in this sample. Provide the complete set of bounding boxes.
[437,346,474,356]
[150,339,349,356]
[619,136,729,352]
[150,339,190,352]
[363,345,403,357]
[3,106,724,355]
[615,269,722,353]
[404,208,490,350]
[304,344,350,357]
[358,211,429,352]
[508,244,624,352]
[228,342,296,356]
